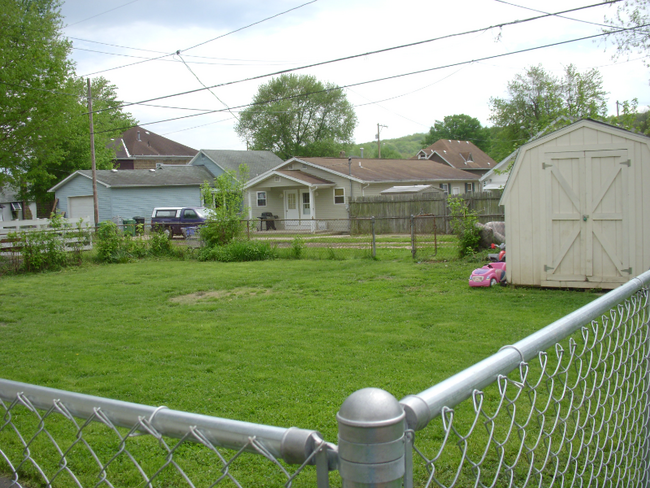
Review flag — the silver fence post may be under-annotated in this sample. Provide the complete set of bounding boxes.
[410,215,416,259]
[371,217,376,259]
[337,388,406,487]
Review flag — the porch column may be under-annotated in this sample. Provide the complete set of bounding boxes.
[246,190,252,219]
[309,187,315,233]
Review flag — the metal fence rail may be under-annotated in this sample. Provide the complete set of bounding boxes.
[0,380,335,487]
[2,271,647,487]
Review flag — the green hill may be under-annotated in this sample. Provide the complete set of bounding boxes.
[351,133,426,159]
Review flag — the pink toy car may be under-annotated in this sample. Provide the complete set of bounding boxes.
[469,261,506,287]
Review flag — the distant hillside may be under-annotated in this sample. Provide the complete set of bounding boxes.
[351,133,426,159]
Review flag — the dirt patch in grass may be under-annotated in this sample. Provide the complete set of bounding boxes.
[170,287,271,304]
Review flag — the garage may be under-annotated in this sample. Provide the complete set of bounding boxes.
[500,119,650,289]
[68,196,95,224]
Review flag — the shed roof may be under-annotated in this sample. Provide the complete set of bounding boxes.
[50,166,214,192]
[415,140,496,171]
[111,126,197,158]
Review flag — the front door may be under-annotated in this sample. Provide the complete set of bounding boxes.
[544,149,631,284]
[285,190,299,225]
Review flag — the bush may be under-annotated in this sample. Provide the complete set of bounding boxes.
[96,222,178,263]
[9,214,92,272]
[448,196,481,258]
[198,239,277,262]
[290,236,304,259]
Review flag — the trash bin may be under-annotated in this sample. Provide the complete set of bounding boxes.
[133,216,145,235]
[122,218,136,236]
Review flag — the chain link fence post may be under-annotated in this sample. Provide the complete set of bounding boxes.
[336,388,406,487]
[371,217,376,259]
[410,215,415,259]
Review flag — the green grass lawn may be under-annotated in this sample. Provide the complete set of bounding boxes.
[0,258,601,486]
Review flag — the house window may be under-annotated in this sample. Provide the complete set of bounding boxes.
[334,188,345,204]
[451,187,460,195]
[274,176,281,182]
[439,183,449,194]
[257,191,267,207]
[302,192,310,215]
[465,183,475,193]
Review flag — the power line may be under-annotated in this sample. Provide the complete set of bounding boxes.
[92,22,649,135]
[66,0,142,27]
[78,0,318,77]
[493,0,613,29]
[97,1,623,113]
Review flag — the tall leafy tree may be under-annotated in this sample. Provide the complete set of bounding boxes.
[0,0,136,204]
[0,0,73,196]
[236,74,357,160]
[489,64,608,161]
[421,114,491,153]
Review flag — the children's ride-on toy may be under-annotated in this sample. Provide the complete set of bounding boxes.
[469,261,506,287]
[469,243,506,287]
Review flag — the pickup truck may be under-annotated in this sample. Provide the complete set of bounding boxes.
[150,207,210,238]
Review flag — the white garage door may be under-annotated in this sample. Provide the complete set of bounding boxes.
[68,196,95,224]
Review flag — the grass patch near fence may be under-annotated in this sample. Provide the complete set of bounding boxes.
[0,259,601,486]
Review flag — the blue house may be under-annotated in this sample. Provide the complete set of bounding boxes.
[49,150,282,224]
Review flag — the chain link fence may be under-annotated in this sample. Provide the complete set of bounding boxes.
[3,269,646,488]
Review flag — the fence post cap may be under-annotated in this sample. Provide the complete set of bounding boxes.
[337,388,403,427]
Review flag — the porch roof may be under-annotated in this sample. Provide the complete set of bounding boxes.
[273,170,336,187]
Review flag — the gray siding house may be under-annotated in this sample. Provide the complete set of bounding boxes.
[49,150,283,224]
[50,166,215,224]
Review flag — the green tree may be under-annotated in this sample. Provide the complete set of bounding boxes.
[26,76,136,202]
[236,74,357,160]
[199,165,250,247]
[0,0,73,197]
[489,64,608,161]
[422,114,491,153]
[604,0,650,67]
[0,0,137,205]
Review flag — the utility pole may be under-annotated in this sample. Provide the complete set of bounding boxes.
[87,78,99,227]
[376,124,387,158]
[616,100,620,118]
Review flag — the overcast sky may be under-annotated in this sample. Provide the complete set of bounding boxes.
[60,0,649,153]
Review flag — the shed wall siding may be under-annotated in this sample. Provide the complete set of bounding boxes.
[505,123,649,288]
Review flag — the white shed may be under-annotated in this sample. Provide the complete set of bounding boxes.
[500,119,650,289]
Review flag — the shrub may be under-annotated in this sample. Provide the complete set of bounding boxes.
[95,221,123,263]
[198,239,276,262]
[149,230,174,257]
[290,236,304,259]
[448,196,481,258]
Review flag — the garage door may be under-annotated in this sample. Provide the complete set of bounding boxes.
[68,196,95,224]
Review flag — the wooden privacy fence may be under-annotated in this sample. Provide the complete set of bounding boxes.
[350,192,504,234]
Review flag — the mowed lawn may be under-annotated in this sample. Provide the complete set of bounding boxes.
[0,258,601,485]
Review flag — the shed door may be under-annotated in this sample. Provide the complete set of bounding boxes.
[544,150,631,284]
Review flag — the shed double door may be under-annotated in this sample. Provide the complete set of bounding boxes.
[543,149,632,284]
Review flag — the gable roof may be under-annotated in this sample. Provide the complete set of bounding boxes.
[193,150,283,179]
[499,118,650,206]
[246,156,479,188]
[111,126,198,159]
[50,166,214,192]
[415,140,495,171]
[296,157,480,182]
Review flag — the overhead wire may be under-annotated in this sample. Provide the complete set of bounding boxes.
[78,0,318,77]
[65,0,142,27]
[92,1,624,113]
[91,22,650,135]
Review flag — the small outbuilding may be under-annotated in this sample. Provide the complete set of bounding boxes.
[500,119,650,289]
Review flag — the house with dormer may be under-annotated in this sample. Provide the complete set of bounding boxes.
[414,140,497,188]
